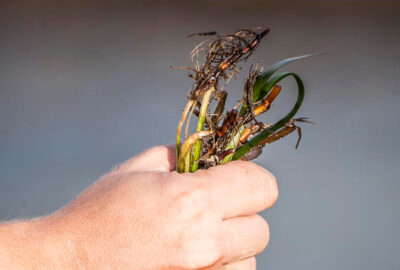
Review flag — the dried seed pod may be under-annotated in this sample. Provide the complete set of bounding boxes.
[253,85,281,116]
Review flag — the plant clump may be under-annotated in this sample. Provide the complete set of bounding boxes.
[175,27,314,173]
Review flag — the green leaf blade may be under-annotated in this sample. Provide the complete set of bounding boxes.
[233,72,305,160]
[252,53,318,103]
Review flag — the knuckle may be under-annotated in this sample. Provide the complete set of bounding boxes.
[247,257,257,269]
[264,171,279,208]
[169,180,209,218]
[231,161,279,209]
[177,188,206,208]
[178,236,222,269]
[187,187,208,207]
[255,215,270,250]
[244,164,278,209]
[225,257,256,270]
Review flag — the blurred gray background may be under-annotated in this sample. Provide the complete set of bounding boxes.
[1,0,399,269]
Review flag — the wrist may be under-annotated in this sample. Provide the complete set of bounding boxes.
[0,216,74,269]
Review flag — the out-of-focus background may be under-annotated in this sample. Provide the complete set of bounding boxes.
[1,0,399,268]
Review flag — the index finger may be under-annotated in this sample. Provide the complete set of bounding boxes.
[190,161,278,218]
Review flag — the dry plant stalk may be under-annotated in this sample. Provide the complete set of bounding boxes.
[174,27,315,173]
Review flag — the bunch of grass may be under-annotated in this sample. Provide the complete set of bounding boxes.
[175,27,315,173]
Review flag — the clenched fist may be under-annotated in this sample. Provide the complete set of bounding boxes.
[0,145,278,269]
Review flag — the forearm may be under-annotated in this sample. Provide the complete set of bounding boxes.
[0,218,71,269]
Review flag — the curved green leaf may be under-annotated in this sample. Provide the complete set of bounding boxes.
[252,53,317,103]
[233,72,305,160]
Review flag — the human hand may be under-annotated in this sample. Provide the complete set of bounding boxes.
[0,145,278,270]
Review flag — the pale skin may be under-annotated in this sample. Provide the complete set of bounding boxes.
[0,145,278,269]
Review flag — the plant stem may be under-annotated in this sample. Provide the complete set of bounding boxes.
[178,130,214,172]
[219,125,246,164]
[176,100,195,163]
[184,152,191,173]
[190,87,215,172]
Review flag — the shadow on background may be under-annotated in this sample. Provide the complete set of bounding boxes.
[1,0,399,269]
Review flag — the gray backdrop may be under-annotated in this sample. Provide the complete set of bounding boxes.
[1,0,399,269]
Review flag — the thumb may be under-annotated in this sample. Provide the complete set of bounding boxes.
[116,145,176,173]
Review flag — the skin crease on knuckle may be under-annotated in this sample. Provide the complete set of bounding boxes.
[225,257,256,270]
